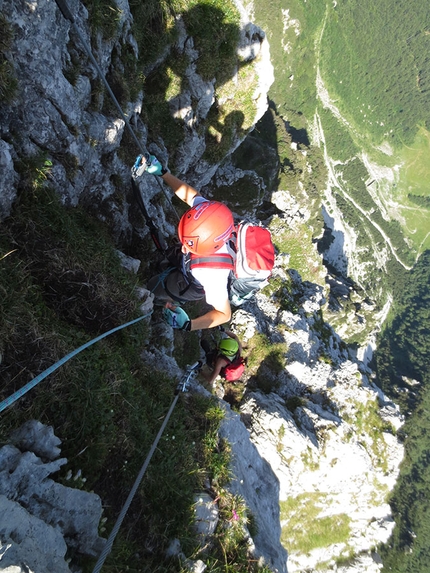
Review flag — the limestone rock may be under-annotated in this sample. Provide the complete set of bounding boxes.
[116,250,141,273]
[0,423,106,571]
[0,496,70,573]
[0,140,18,219]
[225,274,404,572]
[219,404,288,573]
[9,420,61,461]
[193,493,219,548]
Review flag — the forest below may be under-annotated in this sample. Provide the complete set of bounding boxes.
[376,251,430,572]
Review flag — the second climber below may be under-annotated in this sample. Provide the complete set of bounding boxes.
[201,328,243,388]
[141,154,235,331]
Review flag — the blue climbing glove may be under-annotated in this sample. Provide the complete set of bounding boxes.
[163,306,192,331]
[146,154,168,176]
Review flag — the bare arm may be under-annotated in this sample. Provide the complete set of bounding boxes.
[207,356,229,385]
[189,299,231,331]
[161,172,200,207]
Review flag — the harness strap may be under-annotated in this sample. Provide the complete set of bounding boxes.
[190,254,234,270]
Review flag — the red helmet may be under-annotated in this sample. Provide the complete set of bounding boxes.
[178,201,234,255]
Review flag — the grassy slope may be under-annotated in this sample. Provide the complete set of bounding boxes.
[0,169,269,572]
[0,178,194,570]
[318,0,430,256]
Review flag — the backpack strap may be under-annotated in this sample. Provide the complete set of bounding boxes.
[190,253,234,270]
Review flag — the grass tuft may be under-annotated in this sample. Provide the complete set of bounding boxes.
[281,492,351,554]
[244,333,287,394]
[81,0,121,40]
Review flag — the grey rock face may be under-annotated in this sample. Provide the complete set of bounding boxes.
[225,253,404,572]
[219,404,288,573]
[0,496,70,573]
[0,140,17,219]
[9,420,61,461]
[0,0,272,249]
[0,0,135,228]
[193,492,219,547]
[0,423,106,572]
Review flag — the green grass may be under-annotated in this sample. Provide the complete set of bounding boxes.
[399,127,430,195]
[81,0,121,40]
[320,0,430,149]
[281,492,351,554]
[252,0,325,122]
[300,447,320,472]
[315,0,430,258]
[203,62,259,164]
[269,216,326,284]
[342,398,393,473]
[395,127,430,252]
[244,332,287,394]
[178,0,241,83]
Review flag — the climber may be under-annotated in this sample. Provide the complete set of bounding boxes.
[136,153,235,331]
[201,328,244,387]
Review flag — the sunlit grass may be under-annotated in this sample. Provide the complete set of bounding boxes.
[399,127,430,194]
[281,492,351,554]
[269,216,326,284]
[342,398,393,473]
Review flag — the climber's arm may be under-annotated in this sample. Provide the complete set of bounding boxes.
[189,299,232,331]
[161,172,199,207]
[206,356,229,386]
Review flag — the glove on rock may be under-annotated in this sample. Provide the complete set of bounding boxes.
[131,154,168,178]
[163,306,191,331]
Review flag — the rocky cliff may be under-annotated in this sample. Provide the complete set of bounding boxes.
[0,0,404,572]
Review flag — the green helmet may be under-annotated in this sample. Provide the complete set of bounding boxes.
[218,338,239,357]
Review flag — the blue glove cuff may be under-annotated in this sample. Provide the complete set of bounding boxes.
[163,306,191,330]
[146,155,168,176]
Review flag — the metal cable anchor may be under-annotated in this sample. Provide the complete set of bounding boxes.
[175,361,202,394]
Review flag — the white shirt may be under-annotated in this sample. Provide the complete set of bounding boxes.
[189,196,231,310]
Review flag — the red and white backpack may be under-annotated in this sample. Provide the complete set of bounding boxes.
[189,222,275,306]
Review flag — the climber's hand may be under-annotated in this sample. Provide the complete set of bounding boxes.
[146,154,168,176]
[131,154,168,179]
[163,304,191,331]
